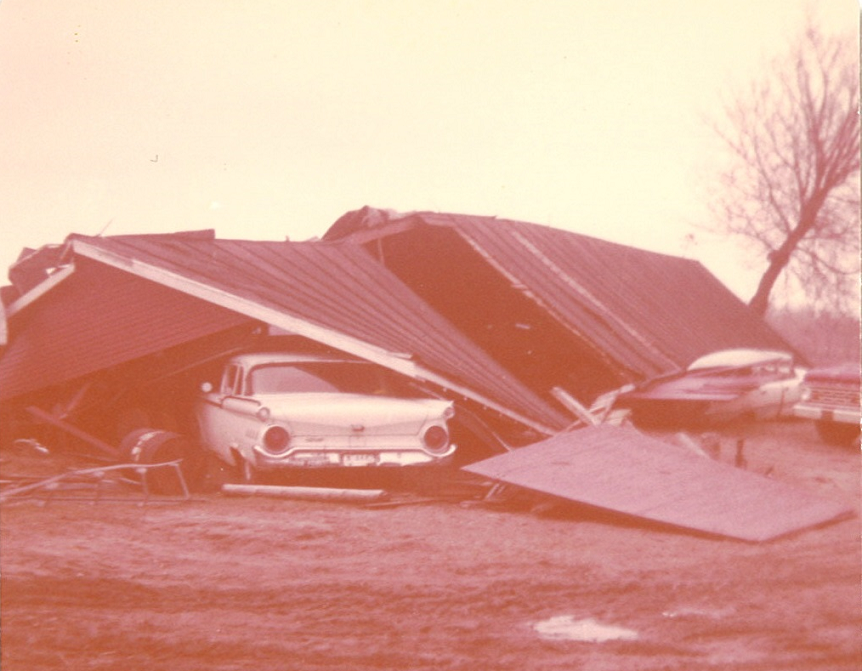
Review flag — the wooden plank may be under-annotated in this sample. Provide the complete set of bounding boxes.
[222,484,388,503]
[26,406,119,459]
[463,425,853,542]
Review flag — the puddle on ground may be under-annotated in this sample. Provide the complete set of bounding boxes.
[533,616,638,642]
[662,605,736,619]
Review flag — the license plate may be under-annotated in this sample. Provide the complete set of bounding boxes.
[341,452,378,467]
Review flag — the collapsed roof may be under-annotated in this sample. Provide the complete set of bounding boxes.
[324,207,797,402]
[0,208,796,439]
[0,230,569,434]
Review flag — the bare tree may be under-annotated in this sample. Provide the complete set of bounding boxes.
[706,19,859,316]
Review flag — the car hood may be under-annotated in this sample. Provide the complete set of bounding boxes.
[259,394,452,434]
[804,363,861,385]
[623,370,796,402]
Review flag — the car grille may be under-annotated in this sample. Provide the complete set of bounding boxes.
[808,385,861,409]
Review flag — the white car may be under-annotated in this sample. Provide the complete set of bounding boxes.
[194,353,456,480]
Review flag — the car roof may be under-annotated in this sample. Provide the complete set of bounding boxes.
[688,348,792,371]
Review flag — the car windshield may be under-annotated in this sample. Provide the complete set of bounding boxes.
[247,362,422,397]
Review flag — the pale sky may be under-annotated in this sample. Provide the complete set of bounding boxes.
[0,1,856,301]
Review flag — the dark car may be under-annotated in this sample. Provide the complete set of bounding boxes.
[618,349,804,427]
[794,362,861,446]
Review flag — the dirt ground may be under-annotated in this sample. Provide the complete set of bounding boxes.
[1,418,859,671]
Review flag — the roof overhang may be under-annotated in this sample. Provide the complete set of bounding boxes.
[5,264,75,318]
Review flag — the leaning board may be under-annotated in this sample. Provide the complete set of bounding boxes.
[463,425,853,541]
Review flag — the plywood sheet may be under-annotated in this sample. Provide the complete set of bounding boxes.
[463,425,853,541]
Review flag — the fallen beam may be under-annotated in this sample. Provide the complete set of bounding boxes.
[222,483,389,503]
[0,460,188,502]
[26,406,119,459]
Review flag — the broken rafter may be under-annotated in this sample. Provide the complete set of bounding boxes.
[25,406,119,459]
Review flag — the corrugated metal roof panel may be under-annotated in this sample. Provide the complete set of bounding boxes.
[0,258,252,400]
[463,425,853,541]
[325,209,798,380]
[452,215,794,376]
[68,234,570,432]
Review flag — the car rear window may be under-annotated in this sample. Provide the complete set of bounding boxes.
[247,362,429,397]
[248,365,340,394]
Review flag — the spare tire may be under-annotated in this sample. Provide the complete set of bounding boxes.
[118,428,205,494]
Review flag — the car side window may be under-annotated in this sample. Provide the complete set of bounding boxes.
[221,364,241,395]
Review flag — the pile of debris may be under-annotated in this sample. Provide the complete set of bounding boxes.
[0,208,850,542]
